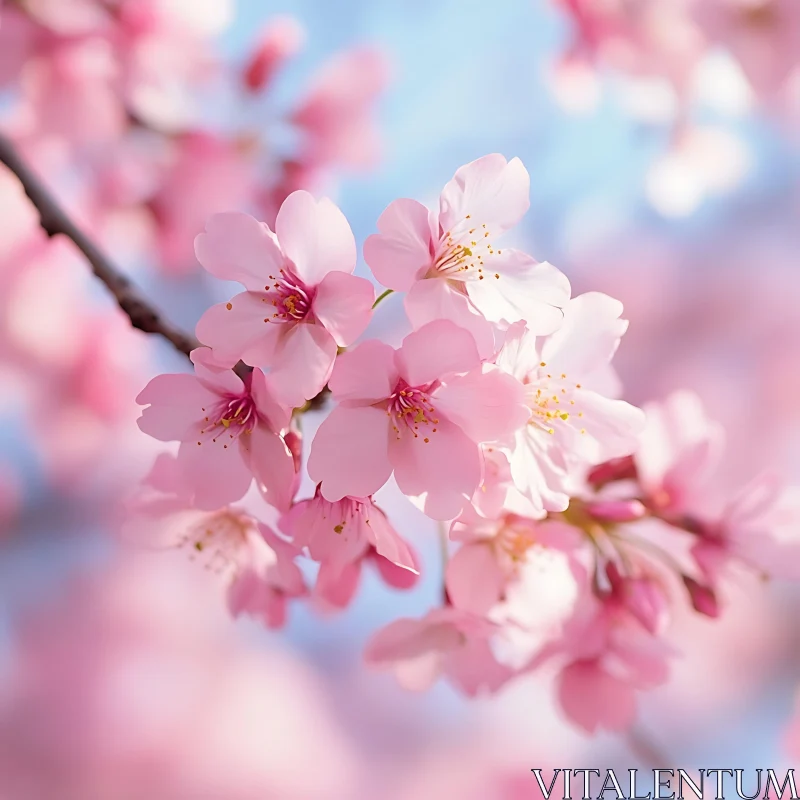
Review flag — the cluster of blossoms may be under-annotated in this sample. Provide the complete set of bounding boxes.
[0,2,384,487]
[134,153,800,733]
[552,0,800,119]
[0,0,386,273]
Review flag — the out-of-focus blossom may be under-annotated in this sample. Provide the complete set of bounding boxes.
[136,348,297,511]
[194,194,374,405]
[308,320,529,520]
[364,607,512,695]
[0,557,356,799]
[691,0,800,107]
[692,474,800,584]
[636,389,725,516]
[292,47,388,171]
[147,132,256,273]
[553,564,676,733]
[243,15,306,93]
[128,452,307,627]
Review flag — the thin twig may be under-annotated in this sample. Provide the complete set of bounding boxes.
[0,132,199,358]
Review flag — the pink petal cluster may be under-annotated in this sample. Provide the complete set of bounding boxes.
[129,151,800,740]
[195,193,374,405]
[308,319,530,520]
[136,347,296,511]
[128,452,306,628]
[364,154,570,356]
[280,489,419,610]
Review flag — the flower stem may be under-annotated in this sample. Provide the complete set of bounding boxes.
[372,288,394,309]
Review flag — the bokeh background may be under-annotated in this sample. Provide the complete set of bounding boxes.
[1,0,799,797]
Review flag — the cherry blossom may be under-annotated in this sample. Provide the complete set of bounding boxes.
[553,564,676,733]
[364,607,513,696]
[194,192,375,405]
[364,154,571,354]
[496,292,646,515]
[308,319,530,520]
[128,452,307,628]
[635,389,725,515]
[691,474,800,585]
[136,348,296,511]
[280,489,419,610]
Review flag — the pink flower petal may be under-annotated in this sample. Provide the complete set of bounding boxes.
[396,319,480,388]
[367,508,417,573]
[195,211,284,291]
[363,198,433,291]
[315,560,361,609]
[465,252,570,329]
[435,365,528,443]
[391,417,481,520]
[372,551,420,589]
[275,190,356,286]
[404,278,497,359]
[558,660,638,733]
[195,293,281,368]
[328,339,398,403]
[242,424,296,512]
[176,437,253,510]
[446,543,506,615]
[308,405,392,501]
[541,292,628,377]
[439,154,530,235]
[136,373,217,442]
[268,321,337,406]
[312,271,374,347]
[562,390,646,463]
[190,346,245,395]
[249,368,292,430]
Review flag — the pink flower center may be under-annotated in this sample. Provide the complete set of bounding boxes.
[524,363,586,437]
[180,509,254,575]
[430,216,503,283]
[494,518,540,568]
[198,393,257,447]
[263,268,313,323]
[387,381,440,442]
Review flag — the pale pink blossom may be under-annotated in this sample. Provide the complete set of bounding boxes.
[280,489,419,610]
[115,0,231,131]
[136,348,296,511]
[363,154,570,355]
[149,132,255,274]
[553,0,706,98]
[128,452,306,628]
[194,192,374,405]
[496,293,646,516]
[292,47,388,171]
[364,607,512,696]
[636,389,725,515]
[692,473,800,583]
[554,568,675,733]
[447,512,583,617]
[0,557,356,799]
[308,320,530,520]
[280,489,419,599]
[469,446,542,520]
[19,36,126,145]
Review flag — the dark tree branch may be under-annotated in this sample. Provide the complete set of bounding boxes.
[0,131,199,359]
